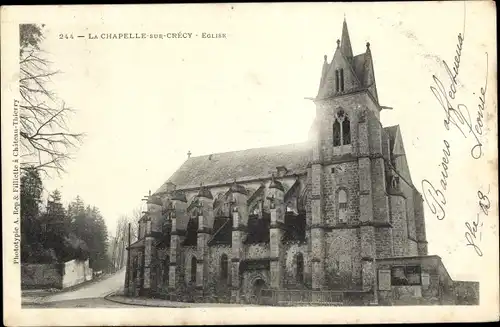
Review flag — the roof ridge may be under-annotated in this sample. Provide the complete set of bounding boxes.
[188,141,310,159]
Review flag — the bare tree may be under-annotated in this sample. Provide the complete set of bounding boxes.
[19,24,84,177]
[112,206,141,269]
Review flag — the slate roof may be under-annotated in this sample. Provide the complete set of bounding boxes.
[352,53,366,83]
[155,143,311,193]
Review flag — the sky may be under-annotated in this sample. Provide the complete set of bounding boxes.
[22,2,496,281]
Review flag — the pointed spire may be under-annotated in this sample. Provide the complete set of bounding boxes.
[341,17,353,60]
[319,54,329,88]
[363,40,379,103]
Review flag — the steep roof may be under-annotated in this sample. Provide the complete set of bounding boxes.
[352,53,366,83]
[155,142,311,193]
[316,20,378,103]
[383,125,400,155]
[341,18,353,60]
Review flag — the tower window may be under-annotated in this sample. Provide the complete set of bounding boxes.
[342,117,351,145]
[335,70,340,92]
[333,110,351,147]
[340,69,345,92]
[333,120,341,146]
[338,189,348,223]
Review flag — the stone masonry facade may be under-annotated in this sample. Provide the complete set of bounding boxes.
[124,19,479,306]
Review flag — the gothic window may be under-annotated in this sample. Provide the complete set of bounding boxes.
[333,120,341,146]
[333,109,351,147]
[342,116,351,145]
[220,254,228,281]
[296,253,304,284]
[340,68,345,92]
[190,256,197,283]
[338,189,348,223]
[335,69,340,92]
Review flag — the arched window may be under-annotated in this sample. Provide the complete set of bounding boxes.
[296,253,304,284]
[338,189,348,223]
[333,109,351,147]
[340,68,345,92]
[190,256,197,283]
[333,120,341,146]
[342,117,351,145]
[335,69,340,92]
[220,254,228,281]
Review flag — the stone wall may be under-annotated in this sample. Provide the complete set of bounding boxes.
[325,229,362,289]
[375,227,393,258]
[21,259,92,290]
[21,263,63,289]
[283,241,308,287]
[388,177,419,257]
[323,162,360,225]
[245,243,269,260]
[207,245,232,300]
[375,255,473,305]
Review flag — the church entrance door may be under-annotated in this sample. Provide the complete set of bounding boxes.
[252,278,267,304]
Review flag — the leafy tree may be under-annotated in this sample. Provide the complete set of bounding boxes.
[20,167,52,263]
[70,202,110,271]
[19,23,84,177]
[41,189,70,260]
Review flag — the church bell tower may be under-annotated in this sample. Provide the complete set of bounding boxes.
[308,18,385,294]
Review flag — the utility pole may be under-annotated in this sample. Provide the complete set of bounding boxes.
[124,222,131,296]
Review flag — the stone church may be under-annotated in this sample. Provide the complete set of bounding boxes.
[125,20,479,306]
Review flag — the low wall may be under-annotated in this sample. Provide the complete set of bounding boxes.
[21,259,92,290]
[62,259,92,288]
[21,263,63,289]
[375,255,479,305]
